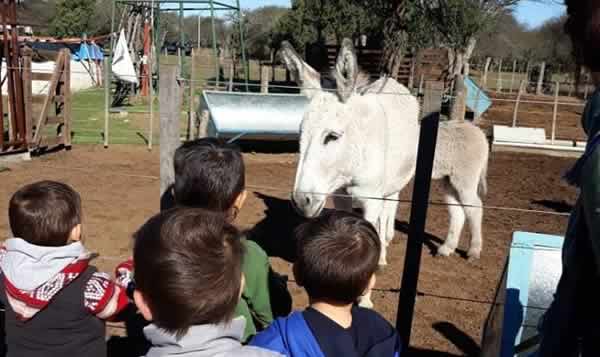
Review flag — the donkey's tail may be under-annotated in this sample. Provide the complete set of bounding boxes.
[478,159,488,197]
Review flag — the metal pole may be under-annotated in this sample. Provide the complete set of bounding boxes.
[179,1,184,77]
[236,0,249,91]
[105,0,116,148]
[104,57,111,148]
[148,0,155,151]
[396,82,442,345]
[210,0,219,88]
[197,13,201,49]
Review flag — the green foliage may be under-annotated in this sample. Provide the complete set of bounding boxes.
[50,0,95,38]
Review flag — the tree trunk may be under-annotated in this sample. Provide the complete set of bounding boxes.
[462,37,477,77]
[450,74,467,121]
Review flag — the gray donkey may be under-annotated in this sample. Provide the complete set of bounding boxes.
[282,39,489,276]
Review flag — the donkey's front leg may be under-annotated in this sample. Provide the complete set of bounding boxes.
[360,197,386,266]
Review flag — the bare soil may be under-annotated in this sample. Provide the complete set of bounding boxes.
[0,140,578,356]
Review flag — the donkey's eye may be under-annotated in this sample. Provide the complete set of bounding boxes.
[324,132,341,145]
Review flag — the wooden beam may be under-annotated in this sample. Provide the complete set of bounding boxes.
[160,65,182,210]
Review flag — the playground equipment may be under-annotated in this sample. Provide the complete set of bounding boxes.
[481,231,563,356]
[202,90,309,140]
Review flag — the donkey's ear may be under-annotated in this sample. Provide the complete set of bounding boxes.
[334,38,359,103]
[279,41,322,99]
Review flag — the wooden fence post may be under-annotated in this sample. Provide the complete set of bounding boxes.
[482,57,491,89]
[160,65,182,210]
[198,109,209,139]
[510,59,517,94]
[584,73,590,100]
[104,57,110,148]
[536,62,546,95]
[408,57,416,90]
[450,74,466,121]
[496,58,503,94]
[261,65,269,94]
[397,81,442,345]
[228,63,234,92]
[512,80,526,127]
[551,81,560,144]
[23,49,32,146]
[418,74,425,97]
[188,49,197,141]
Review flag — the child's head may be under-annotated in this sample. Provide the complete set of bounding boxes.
[9,180,82,246]
[132,208,245,337]
[173,138,246,219]
[294,210,381,305]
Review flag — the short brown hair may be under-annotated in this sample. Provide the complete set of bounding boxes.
[565,0,600,71]
[294,211,381,304]
[9,181,82,247]
[133,208,244,337]
[173,138,245,212]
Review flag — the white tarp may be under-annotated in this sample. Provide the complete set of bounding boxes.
[112,29,138,85]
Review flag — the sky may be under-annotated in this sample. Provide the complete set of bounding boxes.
[242,0,566,29]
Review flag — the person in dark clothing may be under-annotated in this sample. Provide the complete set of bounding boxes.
[535,1,600,356]
[250,211,401,357]
[0,181,132,357]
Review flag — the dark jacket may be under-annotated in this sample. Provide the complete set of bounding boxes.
[537,88,600,356]
[250,308,401,357]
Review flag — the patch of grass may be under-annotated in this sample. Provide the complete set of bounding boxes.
[71,89,157,146]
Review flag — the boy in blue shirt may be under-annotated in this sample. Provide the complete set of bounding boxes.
[250,211,401,357]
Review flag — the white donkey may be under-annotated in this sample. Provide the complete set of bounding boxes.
[282,39,489,267]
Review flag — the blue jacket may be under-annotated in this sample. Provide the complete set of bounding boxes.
[250,311,401,357]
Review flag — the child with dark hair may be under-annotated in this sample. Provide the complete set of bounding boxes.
[173,138,289,341]
[1,180,132,357]
[250,211,401,357]
[132,208,282,357]
[536,1,600,355]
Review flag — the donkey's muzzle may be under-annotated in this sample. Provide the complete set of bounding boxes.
[291,192,325,218]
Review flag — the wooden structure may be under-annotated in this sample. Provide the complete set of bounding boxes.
[306,44,449,89]
[1,0,71,157]
[0,0,27,155]
[28,48,72,152]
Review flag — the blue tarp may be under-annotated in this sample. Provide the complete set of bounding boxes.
[74,42,104,61]
[465,75,492,117]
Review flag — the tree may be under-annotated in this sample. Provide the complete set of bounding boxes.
[419,0,519,78]
[50,0,95,38]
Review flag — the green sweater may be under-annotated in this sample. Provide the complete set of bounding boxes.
[235,239,273,342]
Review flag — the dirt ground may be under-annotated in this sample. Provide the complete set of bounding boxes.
[481,92,586,142]
[0,139,578,355]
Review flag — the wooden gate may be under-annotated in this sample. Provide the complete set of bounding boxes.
[0,0,27,155]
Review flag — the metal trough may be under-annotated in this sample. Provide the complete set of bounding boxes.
[201,90,310,141]
[481,231,564,357]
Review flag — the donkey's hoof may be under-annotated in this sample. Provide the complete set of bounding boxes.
[467,248,481,260]
[358,296,374,309]
[437,245,455,257]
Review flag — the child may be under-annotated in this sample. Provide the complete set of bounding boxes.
[250,211,402,357]
[132,207,282,357]
[1,180,131,357]
[173,138,289,341]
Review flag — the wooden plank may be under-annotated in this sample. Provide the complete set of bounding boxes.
[62,50,72,147]
[23,50,32,147]
[45,116,63,125]
[32,50,66,146]
[31,72,54,82]
[160,65,181,210]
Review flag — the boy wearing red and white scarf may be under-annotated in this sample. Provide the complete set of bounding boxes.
[1,181,133,357]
